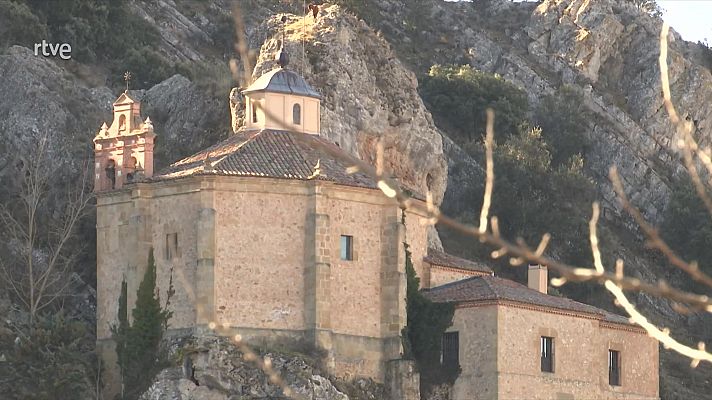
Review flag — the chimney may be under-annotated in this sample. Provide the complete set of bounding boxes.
[528,264,547,294]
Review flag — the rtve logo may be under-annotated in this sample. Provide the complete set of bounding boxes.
[34,40,72,60]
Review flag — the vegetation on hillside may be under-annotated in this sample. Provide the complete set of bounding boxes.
[420,65,528,141]
[0,0,188,88]
[420,65,597,269]
[534,86,592,167]
[0,312,98,400]
[661,178,712,281]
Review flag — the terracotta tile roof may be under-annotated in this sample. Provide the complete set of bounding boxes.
[424,249,493,274]
[152,129,379,189]
[423,275,631,325]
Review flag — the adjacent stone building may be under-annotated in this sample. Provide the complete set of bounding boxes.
[425,265,659,400]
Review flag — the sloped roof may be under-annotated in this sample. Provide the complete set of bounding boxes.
[113,91,137,105]
[152,129,378,189]
[424,249,493,274]
[242,68,321,99]
[423,275,631,325]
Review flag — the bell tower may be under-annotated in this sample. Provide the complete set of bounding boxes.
[93,89,156,192]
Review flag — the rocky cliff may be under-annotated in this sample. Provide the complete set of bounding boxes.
[140,336,386,400]
[356,0,712,226]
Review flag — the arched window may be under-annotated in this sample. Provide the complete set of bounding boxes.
[251,101,258,123]
[118,115,126,131]
[293,103,301,125]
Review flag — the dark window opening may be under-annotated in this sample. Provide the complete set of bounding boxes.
[119,114,126,131]
[442,332,459,368]
[252,101,258,123]
[166,233,178,260]
[126,157,137,183]
[541,336,554,373]
[340,235,353,261]
[105,159,116,190]
[609,350,621,386]
[293,103,301,125]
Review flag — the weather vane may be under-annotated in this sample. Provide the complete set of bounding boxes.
[123,71,132,92]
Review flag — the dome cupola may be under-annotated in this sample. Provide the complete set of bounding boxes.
[241,15,321,134]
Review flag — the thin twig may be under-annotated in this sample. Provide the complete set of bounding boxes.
[610,167,712,288]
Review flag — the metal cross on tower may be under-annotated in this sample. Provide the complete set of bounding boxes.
[123,71,132,92]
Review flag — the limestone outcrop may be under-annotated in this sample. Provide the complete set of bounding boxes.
[140,336,384,400]
[358,0,712,225]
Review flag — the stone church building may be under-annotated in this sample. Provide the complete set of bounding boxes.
[95,54,659,399]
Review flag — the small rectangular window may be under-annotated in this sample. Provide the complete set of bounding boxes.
[609,350,621,386]
[166,233,178,260]
[541,336,554,373]
[442,332,459,368]
[340,235,353,261]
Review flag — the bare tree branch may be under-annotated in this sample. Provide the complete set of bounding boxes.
[610,167,712,288]
[0,134,93,323]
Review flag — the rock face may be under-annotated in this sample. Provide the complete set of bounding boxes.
[359,0,712,225]
[140,336,385,400]
[243,5,449,206]
[137,74,231,168]
[0,46,113,185]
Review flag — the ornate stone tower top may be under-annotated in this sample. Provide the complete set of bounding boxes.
[241,17,321,135]
[93,87,156,192]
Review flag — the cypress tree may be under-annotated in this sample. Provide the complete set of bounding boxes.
[112,248,173,398]
[110,279,129,396]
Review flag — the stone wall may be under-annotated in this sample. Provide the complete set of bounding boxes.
[385,359,420,400]
[449,305,499,400]
[214,179,310,331]
[449,303,659,400]
[404,209,430,286]
[96,182,204,338]
[427,265,488,289]
[96,190,134,339]
[97,175,431,383]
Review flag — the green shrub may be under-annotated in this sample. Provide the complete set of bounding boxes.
[420,65,529,143]
[112,46,177,88]
[534,85,592,167]
[1,0,177,89]
[466,126,596,267]
[661,178,712,280]
[0,0,47,50]
[0,312,97,400]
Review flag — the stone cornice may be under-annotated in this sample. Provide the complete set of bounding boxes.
[96,174,428,209]
[429,263,492,276]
